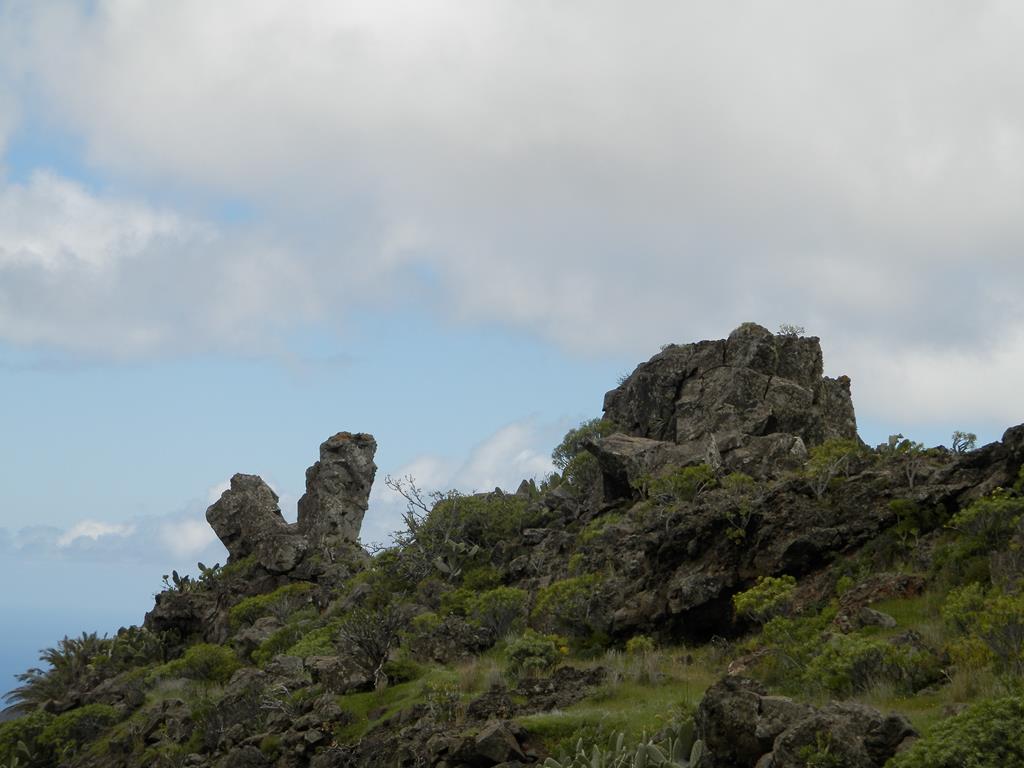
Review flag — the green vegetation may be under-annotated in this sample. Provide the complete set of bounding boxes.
[505,630,566,680]
[644,464,717,504]
[889,695,1024,768]
[532,574,604,638]
[158,643,241,685]
[6,403,1024,768]
[467,586,529,637]
[732,575,796,624]
[227,581,315,628]
[551,418,616,492]
[804,438,863,499]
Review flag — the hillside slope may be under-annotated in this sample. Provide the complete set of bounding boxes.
[3,323,1024,768]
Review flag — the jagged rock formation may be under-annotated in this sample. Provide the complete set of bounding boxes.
[145,432,376,644]
[206,474,309,574]
[596,322,857,486]
[297,432,378,546]
[207,431,376,568]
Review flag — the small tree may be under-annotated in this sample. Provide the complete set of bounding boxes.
[336,605,407,689]
[804,438,863,499]
[881,434,928,490]
[551,418,616,472]
[951,430,978,454]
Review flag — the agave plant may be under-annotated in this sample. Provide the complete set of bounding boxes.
[542,726,706,768]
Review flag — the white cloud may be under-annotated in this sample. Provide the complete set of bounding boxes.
[6,508,226,567]
[0,171,192,271]
[159,517,218,559]
[0,1,1023,423]
[56,519,134,548]
[206,480,231,505]
[363,417,556,544]
[0,172,327,355]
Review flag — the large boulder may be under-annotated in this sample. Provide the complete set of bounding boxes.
[297,432,377,545]
[602,323,857,479]
[695,676,915,768]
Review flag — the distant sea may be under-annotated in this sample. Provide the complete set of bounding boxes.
[0,559,169,705]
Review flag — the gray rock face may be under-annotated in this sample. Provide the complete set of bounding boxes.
[204,433,377,575]
[205,474,308,573]
[298,432,378,545]
[601,323,857,479]
[696,676,915,768]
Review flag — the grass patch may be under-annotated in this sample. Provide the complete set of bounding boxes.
[519,647,718,757]
[334,667,464,743]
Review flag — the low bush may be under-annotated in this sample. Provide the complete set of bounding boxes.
[645,464,717,504]
[468,587,528,638]
[888,695,1024,768]
[506,630,566,680]
[163,643,241,685]
[532,574,604,637]
[733,575,796,624]
[228,582,315,628]
[37,704,120,757]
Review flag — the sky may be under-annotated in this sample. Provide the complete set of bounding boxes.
[2,0,1023,697]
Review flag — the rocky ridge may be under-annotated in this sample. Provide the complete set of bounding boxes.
[6,323,1024,768]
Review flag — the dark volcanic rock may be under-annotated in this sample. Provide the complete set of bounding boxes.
[696,676,915,768]
[298,432,377,545]
[600,323,857,480]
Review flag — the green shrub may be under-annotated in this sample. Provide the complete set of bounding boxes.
[286,620,343,659]
[646,464,717,503]
[624,635,655,656]
[552,419,616,472]
[733,575,796,624]
[752,606,837,690]
[382,657,424,684]
[947,490,1024,554]
[462,565,502,591]
[37,704,119,756]
[166,643,241,685]
[888,695,1024,768]
[259,734,282,759]
[802,632,940,697]
[423,493,531,552]
[532,574,603,637]
[251,610,320,666]
[561,453,602,494]
[506,630,566,680]
[578,513,624,545]
[804,438,864,499]
[941,582,988,634]
[941,584,1024,675]
[0,710,54,765]
[228,582,315,628]
[439,587,477,617]
[468,587,529,638]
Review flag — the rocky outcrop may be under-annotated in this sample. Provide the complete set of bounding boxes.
[204,432,376,572]
[206,474,309,573]
[598,323,857,482]
[298,432,378,545]
[696,676,916,768]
